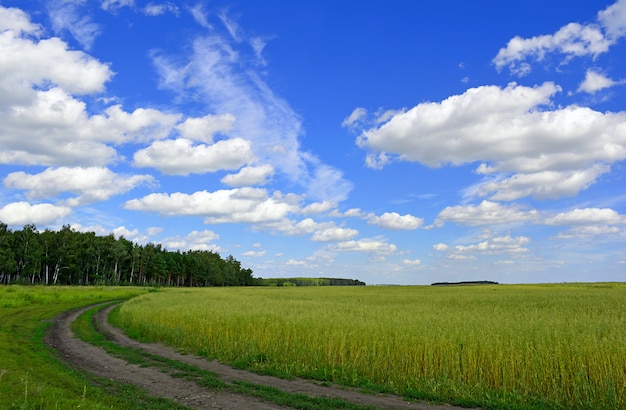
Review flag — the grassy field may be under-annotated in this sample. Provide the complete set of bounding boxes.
[116,283,626,409]
[0,285,182,409]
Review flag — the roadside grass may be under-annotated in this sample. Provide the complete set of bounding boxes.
[0,285,187,410]
[76,303,378,410]
[115,283,626,410]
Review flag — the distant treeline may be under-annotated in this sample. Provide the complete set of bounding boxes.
[431,281,499,286]
[260,277,366,287]
[0,223,256,287]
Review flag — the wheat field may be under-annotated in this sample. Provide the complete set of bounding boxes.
[116,283,626,409]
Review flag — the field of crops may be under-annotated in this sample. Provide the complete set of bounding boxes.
[115,283,626,409]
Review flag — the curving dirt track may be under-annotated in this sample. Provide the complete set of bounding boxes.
[45,303,472,410]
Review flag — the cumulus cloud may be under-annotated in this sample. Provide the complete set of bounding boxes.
[124,188,296,224]
[3,167,155,206]
[133,138,254,175]
[0,201,71,226]
[368,212,423,230]
[434,200,539,227]
[311,225,359,242]
[577,69,623,93]
[544,207,626,225]
[330,238,398,255]
[435,233,530,260]
[493,0,626,75]
[544,207,626,238]
[301,201,337,215]
[221,164,274,187]
[599,0,626,39]
[0,7,42,36]
[0,15,187,167]
[264,217,358,242]
[0,28,112,99]
[162,229,222,251]
[176,113,235,143]
[357,82,626,200]
[472,164,611,201]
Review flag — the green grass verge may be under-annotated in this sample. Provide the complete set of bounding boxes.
[0,285,188,409]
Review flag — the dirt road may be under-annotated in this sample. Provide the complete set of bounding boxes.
[45,303,470,409]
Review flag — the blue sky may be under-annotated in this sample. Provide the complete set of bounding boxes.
[1,0,625,285]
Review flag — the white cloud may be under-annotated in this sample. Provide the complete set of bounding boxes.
[544,207,626,225]
[111,225,139,237]
[0,7,42,36]
[473,164,611,201]
[46,0,102,50]
[143,3,179,16]
[357,82,626,199]
[577,69,624,94]
[242,250,266,257]
[343,208,366,218]
[101,0,134,12]
[264,217,358,242]
[330,238,398,255]
[124,188,296,224]
[0,18,187,168]
[311,225,358,242]
[403,259,421,265]
[221,164,274,187]
[0,28,112,98]
[0,201,71,226]
[301,201,337,215]
[493,23,610,75]
[554,225,621,239]
[133,138,254,175]
[368,212,423,230]
[162,229,221,251]
[3,167,155,206]
[1,89,181,167]
[176,113,235,143]
[219,10,242,42]
[342,107,367,128]
[493,1,626,75]
[249,37,267,65]
[598,0,626,40]
[436,233,530,260]
[188,4,212,30]
[434,200,539,227]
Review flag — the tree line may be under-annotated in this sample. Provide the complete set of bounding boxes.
[0,223,257,287]
[261,277,366,286]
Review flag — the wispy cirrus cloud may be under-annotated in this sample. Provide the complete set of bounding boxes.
[151,8,353,202]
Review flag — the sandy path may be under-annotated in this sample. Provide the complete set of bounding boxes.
[45,303,471,410]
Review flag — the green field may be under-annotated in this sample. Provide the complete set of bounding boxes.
[116,283,626,409]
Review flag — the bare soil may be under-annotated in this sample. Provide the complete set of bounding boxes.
[45,303,472,410]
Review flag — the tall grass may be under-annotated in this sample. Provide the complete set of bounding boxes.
[116,283,626,409]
